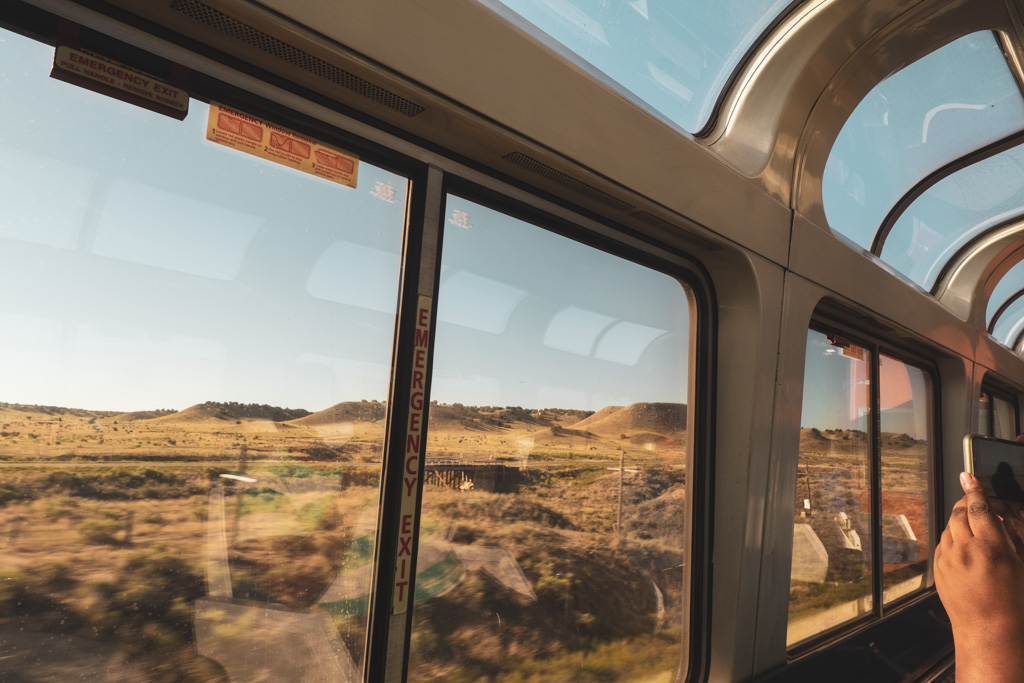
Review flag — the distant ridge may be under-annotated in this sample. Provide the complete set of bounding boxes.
[572,402,686,436]
[798,427,918,451]
[0,402,121,418]
[427,404,593,430]
[115,410,177,421]
[153,401,311,423]
[569,406,622,427]
[290,400,386,426]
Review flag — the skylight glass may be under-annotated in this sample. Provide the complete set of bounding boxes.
[991,294,1024,346]
[880,145,1024,289]
[988,260,1024,326]
[823,32,1024,251]
[486,0,794,133]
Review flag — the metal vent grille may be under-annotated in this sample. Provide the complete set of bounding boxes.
[170,0,425,117]
[631,211,721,251]
[502,152,635,212]
[631,211,679,231]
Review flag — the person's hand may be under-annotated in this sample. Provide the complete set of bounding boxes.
[935,472,1024,682]
[990,496,1024,559]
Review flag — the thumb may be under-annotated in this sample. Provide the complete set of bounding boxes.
[961,471,1006,541]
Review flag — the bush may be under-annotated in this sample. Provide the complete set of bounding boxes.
[77,516,125,545]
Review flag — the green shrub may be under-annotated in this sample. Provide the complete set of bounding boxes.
[77,516,125,545]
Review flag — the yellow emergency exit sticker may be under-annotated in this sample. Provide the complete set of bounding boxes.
[206,103,359,188]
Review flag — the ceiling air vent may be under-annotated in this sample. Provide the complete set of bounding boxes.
[170,0,425,117]
[502,152,635,212]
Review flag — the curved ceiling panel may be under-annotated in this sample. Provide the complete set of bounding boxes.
[483,0,795,133]
[879,144,1024,289]
[822,31,1024,251]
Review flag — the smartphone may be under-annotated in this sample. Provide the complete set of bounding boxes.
[964,434,1024,503]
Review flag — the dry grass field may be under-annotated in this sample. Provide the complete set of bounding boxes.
[0,399,688,682]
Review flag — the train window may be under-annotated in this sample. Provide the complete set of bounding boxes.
[407,195,693,680]
[823,31,1024,252]
[0,28,406,680]
[879,144,1024,290]
[482,0,793,133]
[979,388,1019,439]
[788,330,936,648]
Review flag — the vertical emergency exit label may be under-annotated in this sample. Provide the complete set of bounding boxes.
[206,103,359,188]
[393,296,432,614]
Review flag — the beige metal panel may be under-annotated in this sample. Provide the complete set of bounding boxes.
[708,0,917,189]
[933,221,1024,325]
[940,358,976,521]
[791,0,1014,226]
[977,335,1024,386]
[247,0,794,265]
[790,214,978,359]
[750,272,822,675]
[698,247,786,681]
[35,0,745,263]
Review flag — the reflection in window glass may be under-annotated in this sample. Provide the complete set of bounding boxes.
[981,390,1019,439]
[823,32,1024,251]
[879,355,933,604]
[408,196,692,680]
[980,392,994,437]
[991,295,1024,347]
[487,0,793,133]
[880,145,1024,289]
[0,30,406,680]
[788,331,873,647]
[994,396,1018,439]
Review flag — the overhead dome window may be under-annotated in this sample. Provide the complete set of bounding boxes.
[484,0,795,133]
[988,260,1024,347]
[823,32,1024,255]
[878,144,1024,290]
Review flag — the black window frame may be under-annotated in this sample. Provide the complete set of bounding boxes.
[786,315,945,659]
[404,175,719,683]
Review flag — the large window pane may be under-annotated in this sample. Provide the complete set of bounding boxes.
[486,0,793,133]
[788,331,873,647]
[878,355,933,604]
[823,32,1024,251]
[408,196,692,680]
[0,30,405,680]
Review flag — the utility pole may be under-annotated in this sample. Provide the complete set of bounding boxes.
[617,449,624,539]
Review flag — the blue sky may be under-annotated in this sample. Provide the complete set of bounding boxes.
[492,0,792,133]
[0,29,689,413]
[801,330,931,439]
